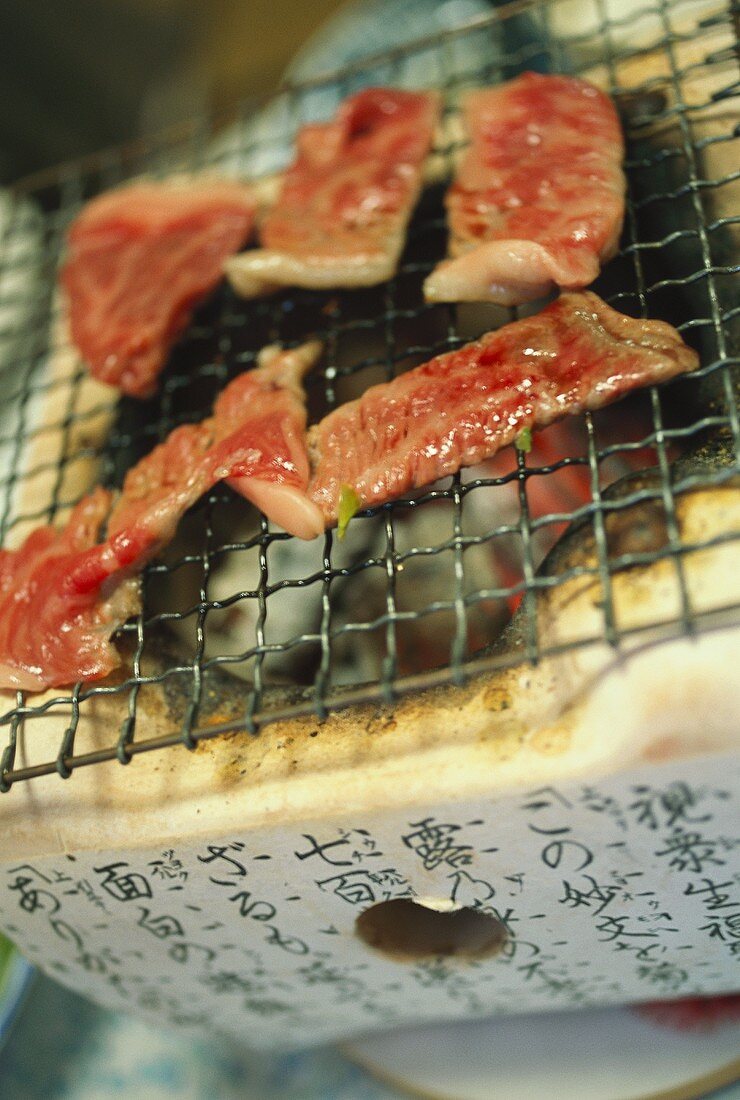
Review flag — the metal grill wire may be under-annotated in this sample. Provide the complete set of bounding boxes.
[0,0,738,786]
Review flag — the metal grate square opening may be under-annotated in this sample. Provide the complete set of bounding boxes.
[0,0,738,788]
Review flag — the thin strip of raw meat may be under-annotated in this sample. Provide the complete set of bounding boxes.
[213,343,324,537]
[0,489,140,691]
[424,73,625,306]
[0,344,322,691]
[62,178,257,398]
[308,292,698,525]
[226,88,440,297]
[109,340,324,542]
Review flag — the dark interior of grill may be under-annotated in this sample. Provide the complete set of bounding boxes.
[0,0,737,786]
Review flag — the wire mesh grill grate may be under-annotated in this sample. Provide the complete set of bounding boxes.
[0,0,738,787]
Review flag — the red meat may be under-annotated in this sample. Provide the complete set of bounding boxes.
[0,344,321,691]
[227,88,440,297]
[0,489,140,691]
[62,178,256,398]
[308,292,698,524]
[109,341,324,543]
[424,73,625,305]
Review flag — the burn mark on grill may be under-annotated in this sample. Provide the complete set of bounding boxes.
[605,490,669,561]
[615,88,669,129]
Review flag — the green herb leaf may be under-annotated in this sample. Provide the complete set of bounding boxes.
[514,427,533,454]
[337,485,361,540]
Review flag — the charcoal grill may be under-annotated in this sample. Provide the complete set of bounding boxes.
[0,0,737,1051]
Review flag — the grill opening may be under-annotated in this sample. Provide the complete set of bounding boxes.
[355,898,509,961]
[0,0,738,788]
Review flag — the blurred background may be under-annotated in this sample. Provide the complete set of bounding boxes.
[0,0,348,185]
